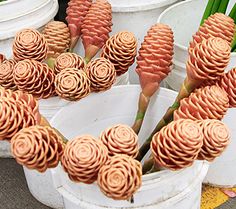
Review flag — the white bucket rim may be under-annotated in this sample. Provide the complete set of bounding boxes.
[157,0,236,56]
[111,0,178,12]
[0,0,58,39]
[56,161,208,208]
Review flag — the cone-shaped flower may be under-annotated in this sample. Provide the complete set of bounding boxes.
[0,87,40,124]
[187,37,231,84]
[97,154,142,200]
[13,28,48,62]
[197,119,230,162]
[66,0,92,50]
[86,58,116,92]
[81,0,112,62]
[136,23,174,96]
[100,124,139,158]
[61,135,108,184]
[218,68,236,108]
[54,52,85,74]
[11,125,64,172]
[0,59,17,90]
[132,23,174,134]
[43,21,70,58]
[0,97,36,141]
[55,68,90,101]
[101,31,137,76]
[151,119,203,170]
[189,13,235,52]
[13,59,55,99]
[174,85,229,121]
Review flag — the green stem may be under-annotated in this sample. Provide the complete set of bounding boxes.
[84,56,90,64]
[46,57,56,69]
[217,0,229,14]
[40,115,68,144]
[229,3,236,23]
[142,156,154,174]
[200,0,215,25]
[136,77,200,162]
[68,48,74,53]
[132,92,150,134]
[231,30,236,52]
[211,0,222,14]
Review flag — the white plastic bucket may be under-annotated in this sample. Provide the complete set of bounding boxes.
[23,167,64,209]
[31,85,208,209]
[204,108,236,187]
[157,0,236,91]
[0,0,59,58]
[74,0,180,84]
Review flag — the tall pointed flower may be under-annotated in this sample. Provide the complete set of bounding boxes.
[81,0,112,63]
[189,13,235,52]
[132,23,174,134]
[66,0,92,51]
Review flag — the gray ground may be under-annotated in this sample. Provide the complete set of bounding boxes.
[0,158,235,209]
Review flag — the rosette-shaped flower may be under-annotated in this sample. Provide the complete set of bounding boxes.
[66,0,92,49]
[86,58,116,92]
[16,91,41,124]
[136,23,174,95]
[0,54,6,64]
[0,87,40,124]
[101,31,137,76]
[100,124,139,158]
[11,125,64,172]
[151,119,203,170]
[43,21,70,58]
[187,37,231,82]
[54,52,85,74]
[198,119,230,162]
[55,68,90,101]
[0,59,17,90]
[174,85,229,121]
[13,59,55,99]
[13,28,48,62]
[61,135,108,183]
[189,13,235,51]
[81,0,112,62]
[218,68,236,108]
[97,154,142,200]
[0,97,36,141]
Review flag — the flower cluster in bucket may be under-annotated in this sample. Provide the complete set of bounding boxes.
[0,0,138,101]
[0,0,236,203]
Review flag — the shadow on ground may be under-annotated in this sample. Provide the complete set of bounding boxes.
[0,158,50,209]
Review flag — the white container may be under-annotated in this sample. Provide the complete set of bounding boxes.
[74,0,181,84]
[23,167,64,209]
[42,85,208,209]
[158,0,236,91]
[204,108,236,187]
[0,0,59,58]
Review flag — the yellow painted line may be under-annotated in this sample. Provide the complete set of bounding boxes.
[201,185,229,209]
